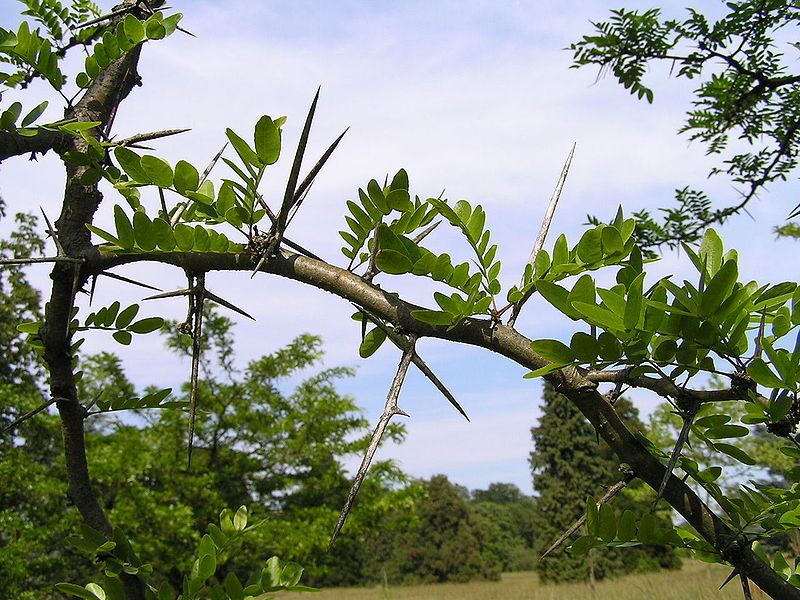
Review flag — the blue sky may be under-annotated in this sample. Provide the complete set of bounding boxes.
[1,1,798,494]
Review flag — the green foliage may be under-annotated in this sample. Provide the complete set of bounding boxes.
[531,384,680,583]
[572,1,800,248]
[386,475,501,584]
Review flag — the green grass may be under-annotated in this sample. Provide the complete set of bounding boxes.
[308,562,758,599]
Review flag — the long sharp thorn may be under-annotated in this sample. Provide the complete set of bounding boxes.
[272,87,320,253]
[250,253,268,278]
[89,275,98,305]
[200,142,228,184]
[719,568,739,590]
[740,574,753,600]
[203,290,255,320]
[99,271,162,292]
[509,143,575,326]
[40,208,64,256]
[351,304,468,420]
[187,276,205,469]
[2,396,58,433]
[291,127,349,205]
[332,337,415,545]
[653,406,696,509]
[411,220,441,244]
[541,476,631,560]
[143,287,193,301]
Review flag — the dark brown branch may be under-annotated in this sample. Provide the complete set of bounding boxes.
[0,128,67,162]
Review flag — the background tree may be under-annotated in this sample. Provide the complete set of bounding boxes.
[531,382,679,583]
[571,0,800,248]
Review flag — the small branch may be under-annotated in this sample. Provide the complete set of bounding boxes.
[331,335,416,544]
[541,471,634,560]
[509,143,575,327]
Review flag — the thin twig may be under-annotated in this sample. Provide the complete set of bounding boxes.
[331,335,416,544]
[541,473,633,560]
[509,143,575,327]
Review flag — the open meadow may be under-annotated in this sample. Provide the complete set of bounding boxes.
[311,562,751,600]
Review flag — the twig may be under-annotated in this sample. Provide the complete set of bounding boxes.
[331,335,416,544]
[508,143,575,327]
[541,472,633,560]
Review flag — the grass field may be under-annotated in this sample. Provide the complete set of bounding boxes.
[308,562,760,599]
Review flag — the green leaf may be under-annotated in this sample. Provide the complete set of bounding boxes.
[254,115,281,165]
[140,155,174,188]
[598,503,617,542]
[123,14,145,43]
[410,309,453,326]
[112,330,132,345]
[226,128,261,167]
[536,280,579,319]
[530,339,574,364]
[699,259,738,317]
[129,317,164,334]
[115,304,140,329]
[624,272,645,330]
[570,331,599,362]
[174,160,199,194]
[174,223,194,251]
[114,205,135,250]
[573,301,625,331]
[749,358,784,389]
[704,424,748,439]
[132,211,156,251]
[601,226,623,254]
[193,225,210,252]
[21,100,48,127]
[375,249,413,274]
[577,227,602,263]
[359,327,387,358]
[152,218,176,251]
[713,443,756,465]
[569,535,598,556]
[385,189,413,212]
[55,583,104,600]
[114,147,147,183]
[86,224,122,247]
[699,228,723,277]
[390,168,409,191]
